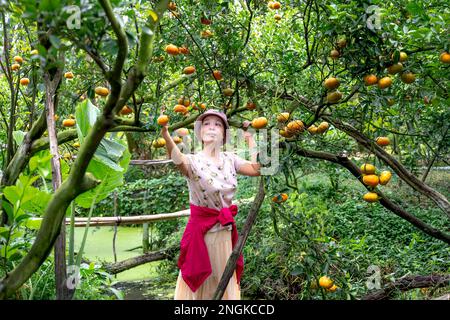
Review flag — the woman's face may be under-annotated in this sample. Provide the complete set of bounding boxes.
[201,115,225,145]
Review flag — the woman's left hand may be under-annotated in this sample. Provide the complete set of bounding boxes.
[242,121,254,143]
[243,130,253,143]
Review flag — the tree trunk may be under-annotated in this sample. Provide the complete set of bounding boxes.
[1,12,16,168]
[125,132,137,154]
[112,192,118,263]
[43,55,72,300]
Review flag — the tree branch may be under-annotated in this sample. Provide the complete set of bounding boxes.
[362,274,450,300]
[290,144,450,244]
[213,177,266,299]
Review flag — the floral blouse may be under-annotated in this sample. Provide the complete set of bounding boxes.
[184,151,248,232]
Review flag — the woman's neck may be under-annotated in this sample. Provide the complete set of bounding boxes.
[201,143,222,159]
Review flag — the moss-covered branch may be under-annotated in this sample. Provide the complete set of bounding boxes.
[289,144,450,244]
[99,0,128,115]
[113,0,170,116]
[0,173,100,299]
[0,0,170,299]
[30,129,78,153]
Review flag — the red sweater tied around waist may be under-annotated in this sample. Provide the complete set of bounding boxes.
[177,203,244,292]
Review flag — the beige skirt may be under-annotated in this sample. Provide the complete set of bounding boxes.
[174,228,241,300]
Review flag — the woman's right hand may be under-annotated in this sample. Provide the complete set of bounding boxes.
[160,124,169,138]
[159,124,190,177]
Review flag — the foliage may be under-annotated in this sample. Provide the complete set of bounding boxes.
[0,0,449,300]
[0,174,51,271]
[238,171,450,300]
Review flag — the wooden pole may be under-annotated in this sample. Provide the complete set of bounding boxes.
[142,223,149,253]
[66,210,190,227]
[61,198,255,227]
[142,189,149,253]
[112,192,118,264]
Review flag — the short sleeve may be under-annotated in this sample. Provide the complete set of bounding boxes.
[229,152,249,172]
[181,153,194,179]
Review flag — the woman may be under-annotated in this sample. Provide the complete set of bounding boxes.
[161,109,261,300]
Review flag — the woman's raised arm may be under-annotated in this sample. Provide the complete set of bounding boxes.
[161,125,190,178]
[237,126,261,177]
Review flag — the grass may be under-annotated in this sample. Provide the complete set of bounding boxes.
[237,168,449,299]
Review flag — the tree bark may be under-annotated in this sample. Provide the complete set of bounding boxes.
[291,145,450,244]
[43,55,71,300]
[1,12,16,168]
[113,192,118,263]
[142,223,150,253]
[362,274,450,300]
[322,117,450,218]
[104,247,178,275]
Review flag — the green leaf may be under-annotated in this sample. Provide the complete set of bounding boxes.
[39,0,60,11]
[8,229,24,241]
[75,98,100,143]
[19,174,39,189]
[13,131,26,145]
[24,218,42,230]
[99,137,127,162]
[49,35,61,49]
[406,3,421,15]
[108,287,124,300]
[75,148,130,208]
[102,39,119,56]
[15,212,32,224]
[0,226,10,239]
[21,191,51,215]
[3,187,21,205]
[93,152,123,172]
[93,134,128,172]
[3,173,50,216]
[29,150,53,177]
[2,201,14,223]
